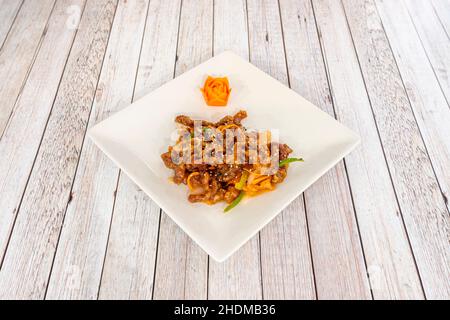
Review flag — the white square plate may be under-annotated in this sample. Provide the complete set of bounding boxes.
[89,51,360,262]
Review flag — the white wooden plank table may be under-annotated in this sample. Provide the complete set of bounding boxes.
[0,0,448,300]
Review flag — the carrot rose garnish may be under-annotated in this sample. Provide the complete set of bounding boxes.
[201,76,231,106]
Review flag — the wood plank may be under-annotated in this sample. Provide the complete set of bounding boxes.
[212,0,249,57]
[152,0,212,300]
[404,0,450,105]
[0,0,85,273]
[0,0,117,300]
[343,0,432,299]
[313,0,420,299]
[431,0,450,37]
[0,0,23,48]
[374,0,450,299]
[246,0,316,300]
[207,0,262,300]
[280,0,371,299]
[313,0,435,299]
[0,0,55,136]
[99,0,182,300]
[130,0,182,100]
[99,176,161,300]
[375,0,450,214]
[45,0,149,300]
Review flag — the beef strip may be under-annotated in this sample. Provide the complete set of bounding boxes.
[173,164,186,184]
[214,115,233,127]
[279,143,293,161]
[161,151,176,169]
[175,115,214,128]
[232,110,247,125]
[175,115,194,127]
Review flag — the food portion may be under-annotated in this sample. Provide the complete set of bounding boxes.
[161,110,303,212]
[201,76,231,106]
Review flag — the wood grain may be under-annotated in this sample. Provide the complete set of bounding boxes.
[311,0,425,299]
[0,0,55,136]
[0,0,117,300]
[246,0,316,300]
[0,0,85,274]
[280,0,371,300]
[375,0,450,214]
[152,0,212,300]
[207,0,263,300]
[45,0,149,300]
[404,0,450,106]
[343,0,433,299]
[375,0,450,299]
[0,0,23,48]
[431,0,450,38]
[99,0,182,300]
[0,0,448,300]
[99,176,161,300]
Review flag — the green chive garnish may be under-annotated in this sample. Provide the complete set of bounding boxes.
[224,191,245,213]
[279,157,304,167]
[235,172,248,190]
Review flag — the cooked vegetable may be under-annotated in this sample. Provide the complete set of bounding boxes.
[235,171,249,190]
[224,191,245,212]
[186,172,200,190]
[279,157,304,167]
[201,76,231,106]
